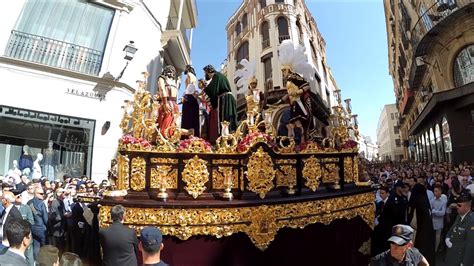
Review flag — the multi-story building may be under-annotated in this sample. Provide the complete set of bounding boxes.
[0,0,197,181]
[224,0,338,124]
[377,104,404,161]
[358,135,379,161]
[383,0,474,163]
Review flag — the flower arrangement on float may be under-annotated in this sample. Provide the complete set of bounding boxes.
[341,139,358,152]
[119,134,153,151]
[296,140,322,153]
[237,132,276,153]
[177,136,213,153]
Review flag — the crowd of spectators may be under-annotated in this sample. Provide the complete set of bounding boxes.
[369,161,474,266]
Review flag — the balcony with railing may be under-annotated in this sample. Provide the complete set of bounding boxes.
[279,35,290,43]
[4,30,103,76]
[409,0,473,89]
[262,38,270,49]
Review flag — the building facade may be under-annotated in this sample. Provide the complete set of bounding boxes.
[0,0,197,181]
[383,0,474,163]
[224,0,338,123]
[357,135,379,161]
[377,104,404,162]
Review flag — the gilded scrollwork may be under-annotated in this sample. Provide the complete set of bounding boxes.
[182,156,209,198]
[275,159,297,165]
[117,154,130,190]
[344,157,354,183]
[216,136,238,154]
[302,156,321,191]
[276,165,296,188]
[212,167,238,189]
[99,192,375,251]
[151,158,178,164]
[322,163,338,183]
[151,166,178,189]
[246,147,275,199]
[130,157,146,191]
[212,159,240,165]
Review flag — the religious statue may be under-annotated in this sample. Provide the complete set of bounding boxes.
[234,59,263,121]
[276,40,323,143]
[202,64,237,143]
[181,65,200,137]
[198,79,210,140]
[156,65,180,137]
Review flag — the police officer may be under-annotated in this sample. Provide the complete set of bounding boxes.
[370,224,429,266]
[445,189,474,266]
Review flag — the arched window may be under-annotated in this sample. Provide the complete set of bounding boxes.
[430,127,437,162]
[424,131,430,161]
[453,44,474,87]
[235,22,241,36]
[296,20,303,45]
[236,41,249,64]
[435,123,443,162]
[310,41,318,62]
[277,17,289,43]
[442,117,452,162]
[261,21,270,49]
[259,0,266,9]
[242,13,248,30]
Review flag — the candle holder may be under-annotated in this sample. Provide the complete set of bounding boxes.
[287,184,296,195]
[221,167,233,201]
[157,168,168,201]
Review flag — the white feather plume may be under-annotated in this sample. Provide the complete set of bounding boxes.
[278,40,315,82]
[234,59,257,90]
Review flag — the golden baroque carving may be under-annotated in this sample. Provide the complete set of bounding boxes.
[278,137,296,154]
[212,167,239,189]
[216,136,238,154]
[275,159,297,165]
[130,157,146,191]
[151,166,178,189]
[182,156,209,198]
[322,163,338,183]
[212,159,240,165]
[344,157,354,183]
[302,156,321,191]
[150,158,178,164]
[99,192,375,251]
[276,165,296,188]
[117,154,130,190]
[246,147,275,199]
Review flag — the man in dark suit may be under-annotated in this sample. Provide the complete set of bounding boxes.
[27,187,48,259]
[99,205,138,266]
[48,188,65,250]
[0,191,23,242]
[0,219,32,266]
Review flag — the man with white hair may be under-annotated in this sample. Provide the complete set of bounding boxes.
[0,191,23,243]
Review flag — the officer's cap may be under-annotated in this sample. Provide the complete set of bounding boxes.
[388,224,414,245]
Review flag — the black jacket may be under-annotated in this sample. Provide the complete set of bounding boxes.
[1,205,22,238]
[99,221,138,266]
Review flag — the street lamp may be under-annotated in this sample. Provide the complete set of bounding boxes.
[116,41,138,80]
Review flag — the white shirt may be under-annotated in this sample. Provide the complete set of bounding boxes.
[20,192,33,205]
[430,194,447,230]
[426,189,435,202]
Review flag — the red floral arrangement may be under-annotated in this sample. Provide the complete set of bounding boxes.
[295,140,321,153]
[237,132,276,153]
[177,136,213,152]
[120,134,152,148]
[341,139,358,150]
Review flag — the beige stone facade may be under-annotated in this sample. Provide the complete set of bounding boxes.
[377,104,404,162]
[383,0,474,163]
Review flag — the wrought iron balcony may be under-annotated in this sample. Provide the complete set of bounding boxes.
[5,30,103,76]
[278,35,290,43]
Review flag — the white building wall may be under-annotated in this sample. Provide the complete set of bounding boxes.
[376,104,404,161]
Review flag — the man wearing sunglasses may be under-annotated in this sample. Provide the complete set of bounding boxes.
[27,187,48,259]
[445,189,474,266]
[370,224,429,266]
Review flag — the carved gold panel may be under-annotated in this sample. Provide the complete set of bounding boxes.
[182,156,209,199]
[99,192,375,251]
[130,157,146,191]
[275,159,297,165]
[276,165,296,187]
[117,154,130,190]
[322,163,339,183]
[212,159,239,165]
[150,158,178,164]
[150,166,178,189]
[344,157,354,183]
[302,156,321,191]
[212,167,239,189]
[246,147,275,199]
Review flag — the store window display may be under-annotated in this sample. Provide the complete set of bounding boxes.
[32,153,43,180]
[42,140,58,181]
[8,160,22,177]
[18,145,33,176]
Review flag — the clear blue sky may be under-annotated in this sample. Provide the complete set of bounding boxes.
[190,0,395,142]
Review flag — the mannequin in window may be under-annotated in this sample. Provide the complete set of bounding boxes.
[19,145,33,177]
[180,65,200,137]
[8,160,22,177]
[42,140,58,181]
[32,153,43,180]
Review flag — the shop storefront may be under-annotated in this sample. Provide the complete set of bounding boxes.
[0,105,95,180]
